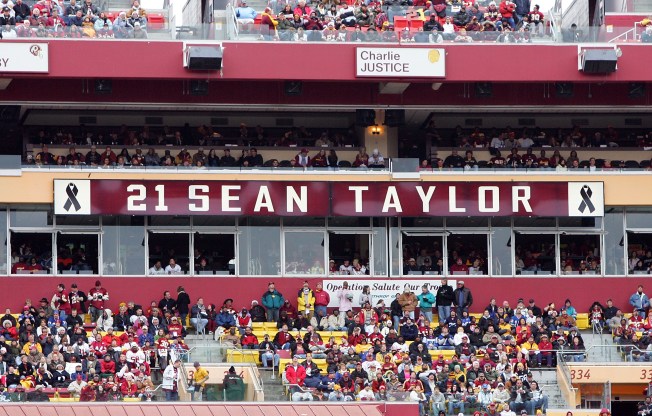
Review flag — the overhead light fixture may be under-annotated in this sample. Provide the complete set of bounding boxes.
[370,124,381,135]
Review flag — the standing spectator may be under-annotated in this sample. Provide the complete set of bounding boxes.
[337,281,353,313]
[176,286,191,326]
[313,283,330,319]
[158,291,177,315]
[88,280,108,323]
[436,279,455,324]
[297,281,315,320]
[191,362,209,401]
[417,284,436,323]
[13,0,29,22]
[514,0,530,26]
[630,285,650,318]
[398,288,418,320]
[528,4,544,36]
[161,359,182,401]
[453,281,473,317]
[262,283,284,322]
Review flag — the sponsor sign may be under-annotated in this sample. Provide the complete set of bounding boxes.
[356,47,445,78]
[53,180,605,217]
[0,43,49,73]
[323,278,456,308]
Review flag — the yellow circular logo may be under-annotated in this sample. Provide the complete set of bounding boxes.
[428,49,440,63]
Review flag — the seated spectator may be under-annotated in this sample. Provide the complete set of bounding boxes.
[368,149,385,168]
[235,0,257,32]
[164,258,183,275]
[127,0,146,18]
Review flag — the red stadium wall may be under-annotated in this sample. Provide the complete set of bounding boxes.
[0,276,648,315]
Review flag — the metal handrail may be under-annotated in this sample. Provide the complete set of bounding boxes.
[226,1,239,40]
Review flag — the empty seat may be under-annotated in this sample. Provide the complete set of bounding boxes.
[338,160,352,168]
[624,160,640,169]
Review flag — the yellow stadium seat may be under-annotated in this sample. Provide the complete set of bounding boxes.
[252,322,266,330]
[576,313,589,330]
[227,349,261,364]
[54,397,78,402]
[428,349,456,360]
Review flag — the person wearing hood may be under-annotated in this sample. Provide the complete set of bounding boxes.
[237,308,252,335]
[249,300,266,322]
[97,308,113,332]
[297,281,315,320]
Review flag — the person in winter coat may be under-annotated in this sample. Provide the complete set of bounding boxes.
[417,285,436,323]
[161,359,182,401]
[262,283,284,322]
[176,286,191,326]
[297,281,316,320]
[97,308,113,332]
[453,281,473,316]
[398,289,418,320]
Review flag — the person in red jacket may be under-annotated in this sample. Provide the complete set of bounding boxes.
[537,334,554,367]
[241,327,259,350]
[88,280,109,323]
[499,0,516,28]
[101,354,116,374]
[285,356,306,387]
[313,282,330,320]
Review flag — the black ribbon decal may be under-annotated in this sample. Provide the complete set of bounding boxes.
[63,183,81,212]
[578,185,595,213]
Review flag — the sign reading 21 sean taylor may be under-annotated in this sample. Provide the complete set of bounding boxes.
[356,48,445,78]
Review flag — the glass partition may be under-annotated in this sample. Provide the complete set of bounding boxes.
[491,222,513,276]
[284,231,326,275]
[102,216,146,275]
[604,208,625,276]
[238,218,281,276]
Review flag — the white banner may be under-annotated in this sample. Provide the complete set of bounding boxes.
[356,47,445,78]
[0,43,49,73]
[54,180,91,215]
[567,182,604,217]
[324,278,456,308]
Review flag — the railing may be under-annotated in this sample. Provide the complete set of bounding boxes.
[226,2,239,40]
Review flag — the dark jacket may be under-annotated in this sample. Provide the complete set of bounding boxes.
[453,286,473,308]
[436,284,455,307]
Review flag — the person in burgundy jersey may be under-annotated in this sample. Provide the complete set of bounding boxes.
[88,280,109,323]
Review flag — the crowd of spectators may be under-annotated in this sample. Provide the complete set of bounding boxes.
[0,276,645,410]
[248,279,637,414]
[0,0,150,38]
[238,0,547,43]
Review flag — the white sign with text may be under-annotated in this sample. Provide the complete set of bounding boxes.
[0,43,49,73]
[324,278,456,308]
[356,48,445,78]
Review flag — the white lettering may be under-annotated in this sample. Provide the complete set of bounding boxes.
[415,186,436,213]
[349,186,369,213]
[513,186,533,213]
[286,186,307,213]
[448,186,466,213]
[222,185,241,212]
[189,185,209,212]
[254,185,275,213]
[382,186,403,213]
[154,184,168,212]
[126,184,146,211]
[478,186,500,213]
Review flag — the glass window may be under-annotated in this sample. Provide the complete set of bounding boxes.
[282,217,325,227]
[514,233,556,275]
[10,231,52,274]
[372,224,388,276]
[328,217,370,228]
[194,233,235,275]
[400,217,444,228]
[513,217,556,228]
[102,216,145,275]
[389,223,400,277]
[446,217,489,228]
[148,216,190,227]
[148,232,190,274]
[56,215,100,226]
[447,233,487,275]
[559,234,601,275]
[238,218,281,275]
[194,217,237,227]
[57,233,99,274]
[328,233,370,274]
[626,231,652,274]
[604,209,624,275]
[10,208,53,228]
[400,234,444,276]
[0,210,7,274]
[558,217,601,229]
[626,208,652,229]
[284,231,325,275]
[491,227,513,275]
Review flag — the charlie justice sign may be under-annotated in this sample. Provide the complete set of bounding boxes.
[53,180,604,217]
[356,47,446,78]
